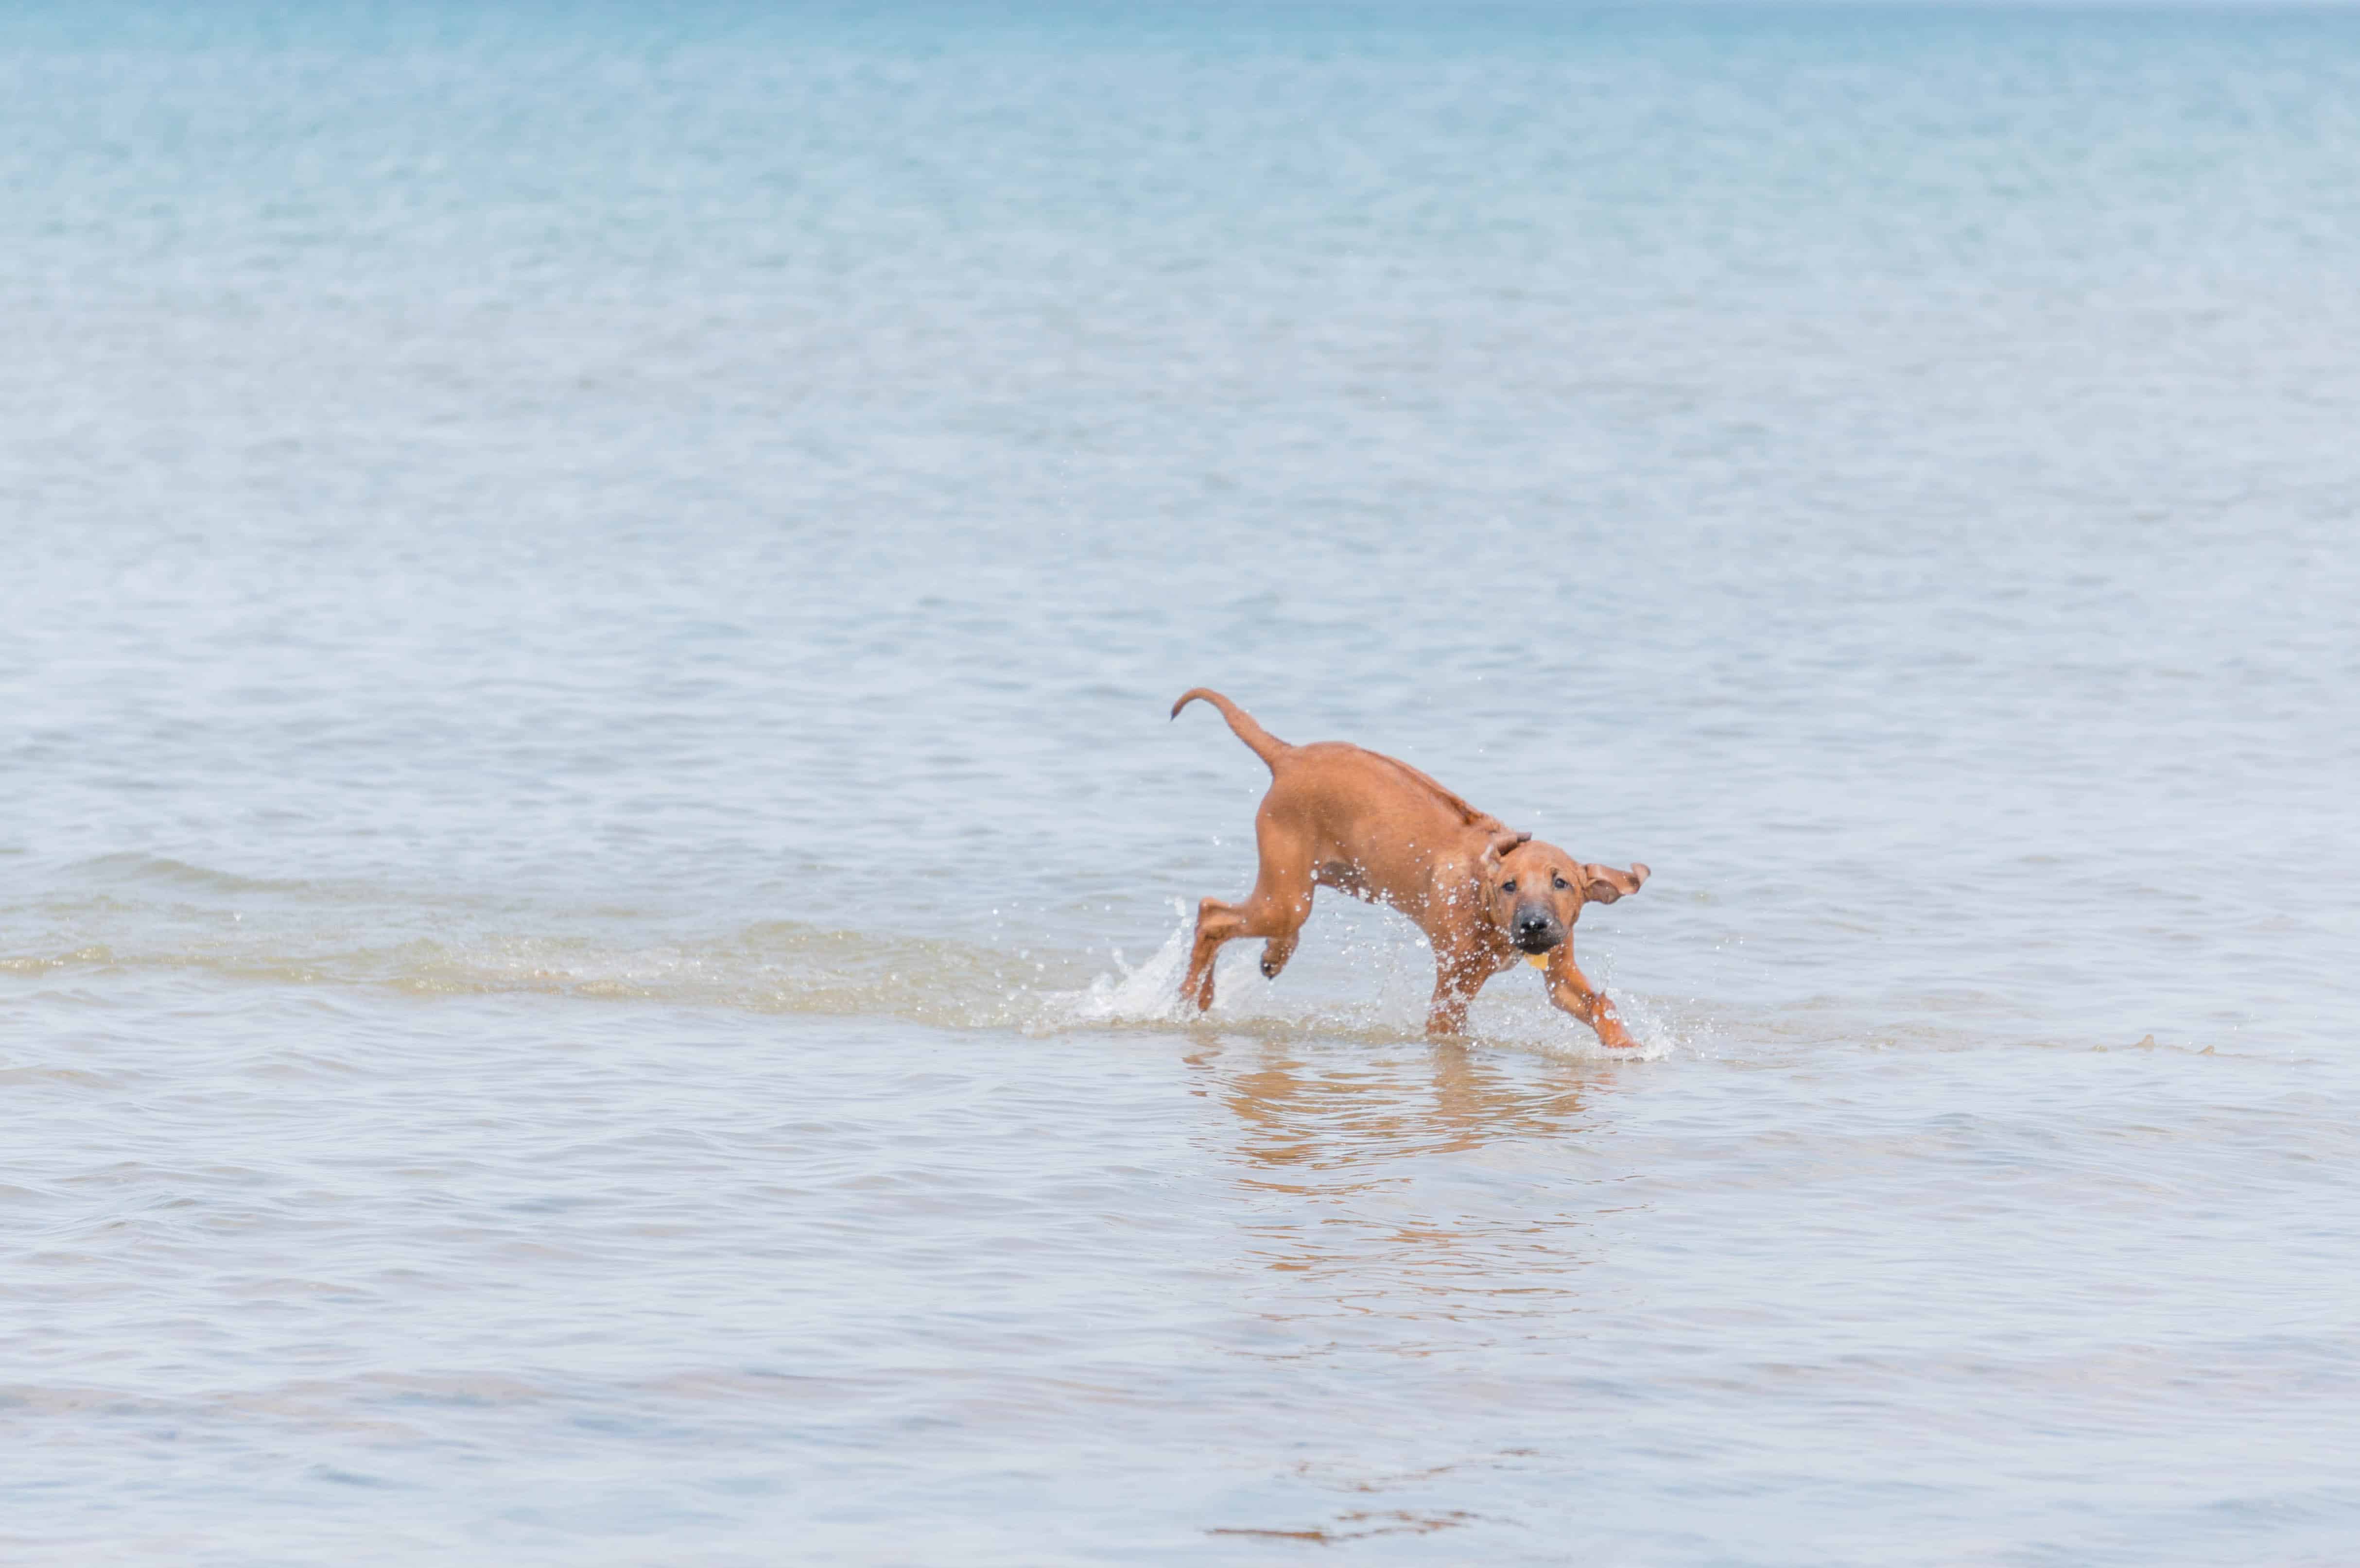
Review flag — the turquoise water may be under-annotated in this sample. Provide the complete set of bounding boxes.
[5,5,2359,1563]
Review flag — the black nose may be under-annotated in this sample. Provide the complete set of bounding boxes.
[1512,909,1561,951]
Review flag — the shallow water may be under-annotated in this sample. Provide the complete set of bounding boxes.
[5,4,2360,1563]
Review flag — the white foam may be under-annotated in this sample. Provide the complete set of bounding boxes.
[1036,901,1195,1028]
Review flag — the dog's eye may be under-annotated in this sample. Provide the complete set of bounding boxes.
[1500,879,1517,894]
[1553,875,1569,891]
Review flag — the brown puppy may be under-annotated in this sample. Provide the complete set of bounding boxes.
[1173,689,1649,1046]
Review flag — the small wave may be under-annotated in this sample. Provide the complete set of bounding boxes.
[68,852,325,897]
[0,903,1680,1058]
[0,945,114,974]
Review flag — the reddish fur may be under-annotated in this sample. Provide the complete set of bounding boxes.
[1172,690,1649,1044]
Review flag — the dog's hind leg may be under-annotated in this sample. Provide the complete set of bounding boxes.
[1182,896,1247,1012]
[1180,817,1315,1012]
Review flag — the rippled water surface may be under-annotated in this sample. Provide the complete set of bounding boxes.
[5,4,2360,1563]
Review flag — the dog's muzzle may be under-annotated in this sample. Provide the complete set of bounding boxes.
[1511,909,1563,954]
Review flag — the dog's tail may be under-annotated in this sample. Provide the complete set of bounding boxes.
[1170,689,1291,772]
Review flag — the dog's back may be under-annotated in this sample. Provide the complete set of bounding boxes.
[1173,688,1500,834]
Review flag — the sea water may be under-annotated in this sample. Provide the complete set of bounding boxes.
[4,3,2359,1562]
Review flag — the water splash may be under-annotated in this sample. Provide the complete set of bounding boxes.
[1034,902,1195,1030]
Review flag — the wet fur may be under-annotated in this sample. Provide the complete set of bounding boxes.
[1171,689,1649,1044]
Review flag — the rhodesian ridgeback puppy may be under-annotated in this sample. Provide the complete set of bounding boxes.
[1172,689,1649,1046]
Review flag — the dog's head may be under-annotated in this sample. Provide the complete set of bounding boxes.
[1480,832,1649,955]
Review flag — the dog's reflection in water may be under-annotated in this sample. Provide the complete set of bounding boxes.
[1186,1041,1618,1313]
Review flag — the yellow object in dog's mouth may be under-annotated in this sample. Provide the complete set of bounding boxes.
[1525,952,1550,970]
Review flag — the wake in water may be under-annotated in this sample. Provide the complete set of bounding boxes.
[4,861,1675,1058]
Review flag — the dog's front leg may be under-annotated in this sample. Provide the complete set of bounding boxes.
[1543,944,1635,1049]
[1424,949,1489,1038]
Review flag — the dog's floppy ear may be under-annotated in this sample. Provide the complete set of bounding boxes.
[1580,862,1649,903]
[1480,827,1532,879]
